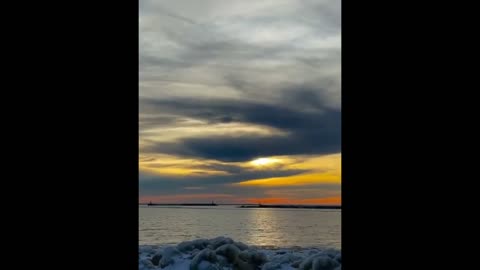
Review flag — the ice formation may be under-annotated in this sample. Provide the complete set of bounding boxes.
[139,237,341,270]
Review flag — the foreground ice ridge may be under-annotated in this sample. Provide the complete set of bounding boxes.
[139,237,341,270]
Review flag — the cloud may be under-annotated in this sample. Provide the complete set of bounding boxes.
[140,194,235,204]
[234,172,340,187]
[141,96,340,162]
[139,0,341,104]
[139,0,341,203]
[139,168,309,194]
[244,196,341,205]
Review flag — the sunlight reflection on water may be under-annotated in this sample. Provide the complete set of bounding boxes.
[139,206,341,249]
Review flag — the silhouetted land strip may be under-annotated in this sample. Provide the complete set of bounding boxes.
[140,203,340,209]
[239,204,341,209]
[146,202,218,206]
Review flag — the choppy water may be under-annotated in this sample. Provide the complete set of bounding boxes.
[139,206,341,249]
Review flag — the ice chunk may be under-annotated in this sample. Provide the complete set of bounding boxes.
[233,241,249,251]
[158,247,182,268]
[334,253,341,264]
[261,253,303,270]
[151,252,162,266]
[208,236,234,250]
[139,238,341,270]
[311,255,339,270]
[238,249,267,266]
[233,258,257,270]
[190,248,218,270]
[139,258,155,270]
[178,239,210,252]
[195,261,220,270]
[216,255,229,268]
[299,253,340,270]
[139,246,155,255]
[215,244,241,263]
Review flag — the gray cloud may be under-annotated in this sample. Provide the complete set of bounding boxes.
[141,95,340,161]
[140,170,339,200]
[139,168,308,195]
[140,0,341,103]
[139,0,341,201]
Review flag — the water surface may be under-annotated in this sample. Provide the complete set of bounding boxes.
[139,205,341,249]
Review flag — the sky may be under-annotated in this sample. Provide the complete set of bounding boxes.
[139,0,341,205]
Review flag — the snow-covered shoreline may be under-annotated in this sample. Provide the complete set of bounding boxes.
[139,237,341,270]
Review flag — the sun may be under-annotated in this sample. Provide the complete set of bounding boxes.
[250,157,279,167]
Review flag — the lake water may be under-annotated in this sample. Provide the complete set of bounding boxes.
[139,206,341,249]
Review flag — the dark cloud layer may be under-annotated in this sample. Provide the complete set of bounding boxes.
[140,168,307,192]
[139,171,338,198]
[141,92,340,162]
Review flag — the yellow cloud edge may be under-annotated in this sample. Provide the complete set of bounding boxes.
[234,172,341,187]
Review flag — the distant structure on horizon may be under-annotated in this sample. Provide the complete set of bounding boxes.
[146,200,218,206]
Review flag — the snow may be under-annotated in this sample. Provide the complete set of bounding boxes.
[139,237,341,270]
